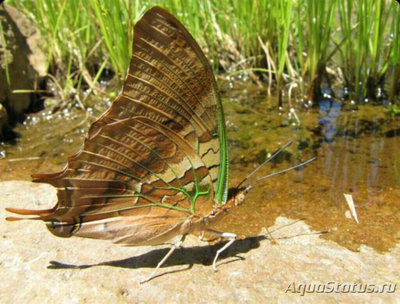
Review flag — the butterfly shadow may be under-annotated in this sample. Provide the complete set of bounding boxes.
[47,235,267,274]
[48,220,327,279]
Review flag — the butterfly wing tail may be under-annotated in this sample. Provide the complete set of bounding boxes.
[5,170,61,221]
[31,168,68,185]
[5,207,55,221]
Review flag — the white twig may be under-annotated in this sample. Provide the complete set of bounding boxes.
[344,193,359,224]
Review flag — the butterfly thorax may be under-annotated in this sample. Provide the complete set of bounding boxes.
[194,187,249,228]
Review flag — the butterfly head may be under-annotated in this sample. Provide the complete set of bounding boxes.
[206,186,251,225]
[227,186,252,207]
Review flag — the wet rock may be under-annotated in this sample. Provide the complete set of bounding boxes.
[1,181,399,303]
[255,148,268,163]
[0,4,46,124]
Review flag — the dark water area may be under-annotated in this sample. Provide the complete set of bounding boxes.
[1,82,399,253]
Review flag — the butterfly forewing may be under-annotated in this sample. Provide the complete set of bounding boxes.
[26,7,228,244]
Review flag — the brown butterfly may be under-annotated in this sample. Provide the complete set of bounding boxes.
[6,6,313,283]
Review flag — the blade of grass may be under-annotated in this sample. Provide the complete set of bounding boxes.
[0,21,11,87]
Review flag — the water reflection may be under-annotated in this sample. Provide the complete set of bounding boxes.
[318,98,342,142]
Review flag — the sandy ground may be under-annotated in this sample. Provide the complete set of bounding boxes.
[1,181,398,303]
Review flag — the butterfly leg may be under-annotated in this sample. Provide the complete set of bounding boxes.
[199,231,207,242]
[264,227,278,245]
[140,234,186,284]
[205,229,236,271]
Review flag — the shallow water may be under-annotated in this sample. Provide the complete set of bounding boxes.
[1,82,399,252]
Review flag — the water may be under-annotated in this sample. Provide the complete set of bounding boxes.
[1,82,399,252]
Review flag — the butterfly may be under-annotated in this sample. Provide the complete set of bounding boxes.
[6,6,313,283]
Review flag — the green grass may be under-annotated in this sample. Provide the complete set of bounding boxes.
[0,21,11,87]
[3,0,400,105]
[337,0,396,100]
[301,0,337,101]
[388,4,400,100]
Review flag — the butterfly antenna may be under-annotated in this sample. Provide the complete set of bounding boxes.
[236,141,293,188]
[245,157,316,191]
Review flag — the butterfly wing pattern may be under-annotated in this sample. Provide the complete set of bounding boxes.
[7,7,229,247]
